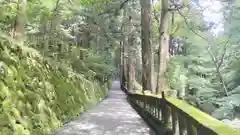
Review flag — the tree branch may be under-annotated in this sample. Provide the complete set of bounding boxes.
[98,0,132,16]
[168,5,184,11]
[120,0,131,9]
[217,35,232,69]
[176,7,231,96]
[177,8,207,41]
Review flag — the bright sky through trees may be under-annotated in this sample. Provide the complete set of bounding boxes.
[200,0,223,35]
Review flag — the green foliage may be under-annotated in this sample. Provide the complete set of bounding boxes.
[166,1,240,124]
[71,51,116,82]
[0,34,109,135]
[0,0,118,134]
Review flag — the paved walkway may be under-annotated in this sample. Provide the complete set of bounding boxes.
[54,81,153,135]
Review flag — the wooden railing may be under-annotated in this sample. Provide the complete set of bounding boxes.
[121,84,240,135]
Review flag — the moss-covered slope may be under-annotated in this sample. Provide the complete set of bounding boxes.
[0,37,110,135]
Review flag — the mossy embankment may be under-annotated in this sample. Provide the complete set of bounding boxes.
[0,36,111,135]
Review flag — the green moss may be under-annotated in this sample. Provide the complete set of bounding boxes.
[14,124,31,135]
[132,92,240,135]
[10,108,21,120]
[167,97,240,135]
[0,127,12,135]
[0,42,110,135]
[0,81,10,98]
[134,90,162,98]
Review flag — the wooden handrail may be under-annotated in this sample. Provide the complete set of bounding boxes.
[121,84,240,135]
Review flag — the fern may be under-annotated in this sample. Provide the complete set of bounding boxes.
[0,33,110,135]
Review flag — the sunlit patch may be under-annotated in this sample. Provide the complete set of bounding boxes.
[54,82,152,135]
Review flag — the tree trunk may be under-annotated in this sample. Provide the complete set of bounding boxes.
[128,48,134,90]
[45,0,61,53]
[12,0,27,44]
[213,58,229,96]
[83,30,90,48]
[80,26,90,59]
[140,0,153,92]
[169,35,174,55]
[156,0,170,94]
[128,16,134,90]
[120,41,124,84]
[169,6,175,55]
[99,17,105,55]
[217,69,229,96]
[121,10,129,87]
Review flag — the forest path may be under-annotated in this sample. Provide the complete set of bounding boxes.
[54,81,154,135]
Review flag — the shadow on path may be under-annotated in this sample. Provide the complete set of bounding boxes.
[54,81,154,135]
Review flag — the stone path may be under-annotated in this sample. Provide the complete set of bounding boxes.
[54,81,154,135]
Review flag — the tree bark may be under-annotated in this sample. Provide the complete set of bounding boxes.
[156,0,170,94]
[12,0,27,44]
[128,16,134,90]
[216,67,228,96]
[120,41,125,85]
[121,10,129,87]
[209,48,229,96]
[45,0,61,53]
[169,5,175,55]
[140,0,153,92]
[99,17,105,55]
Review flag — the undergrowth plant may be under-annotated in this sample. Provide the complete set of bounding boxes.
[0,33,110,135]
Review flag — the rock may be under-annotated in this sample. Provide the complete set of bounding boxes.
[199,102,216,114]
[222,118,240,130]
[212,105,234,120]
[222,119,232,124]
